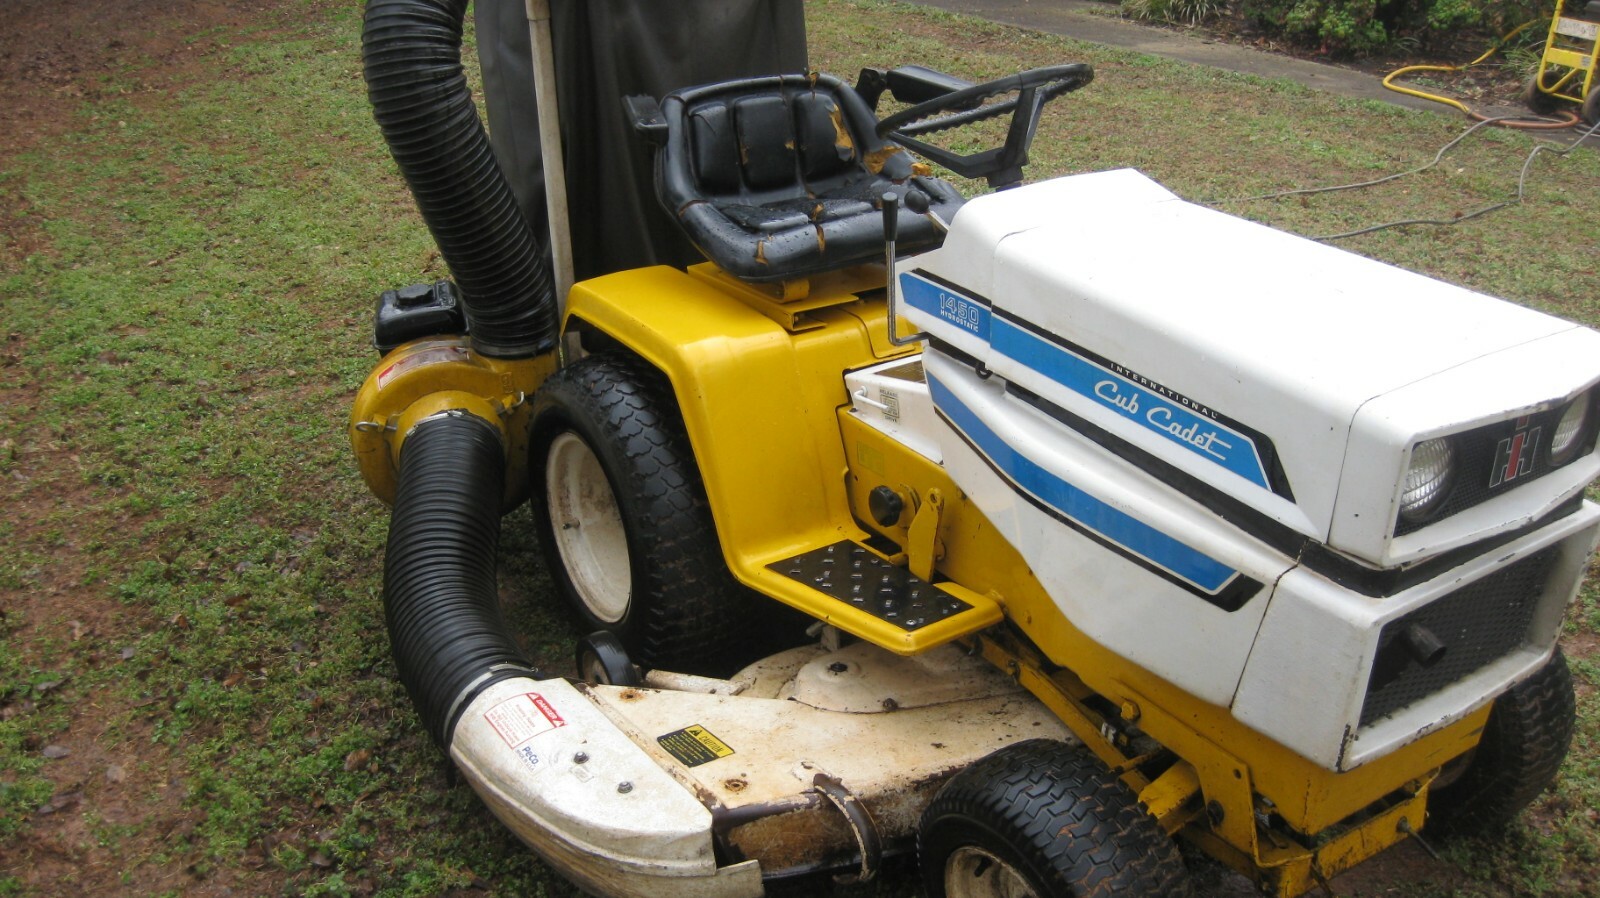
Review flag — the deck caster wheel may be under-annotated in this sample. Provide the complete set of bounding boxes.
[577,631,642,687]
[531,352,752,674]
[918,739,1194,898]
[1426,649,1576,838]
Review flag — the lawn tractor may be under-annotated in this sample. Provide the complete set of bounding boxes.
[349,1,1600,896]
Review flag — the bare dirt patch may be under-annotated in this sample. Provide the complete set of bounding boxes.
[1,3,299,895]
[0,0,286,261]
[0,0,281,160]
[0,469,254,897]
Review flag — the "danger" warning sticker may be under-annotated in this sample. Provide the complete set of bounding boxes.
[375,345,469,392]
[485,693,566,748]
[656,724,735,768]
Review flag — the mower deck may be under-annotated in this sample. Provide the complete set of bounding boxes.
[450,642,1070,897]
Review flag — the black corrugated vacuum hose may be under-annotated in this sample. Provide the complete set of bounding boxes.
[383,413,538,748]
[362,0,555,358]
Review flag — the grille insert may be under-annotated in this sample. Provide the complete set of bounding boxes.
[1360,547,1557,727]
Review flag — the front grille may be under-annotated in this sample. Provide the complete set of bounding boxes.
[1359,547,1558,727]
[1396,395,1598,536]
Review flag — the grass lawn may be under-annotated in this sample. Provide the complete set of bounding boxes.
[2,0,1597,896]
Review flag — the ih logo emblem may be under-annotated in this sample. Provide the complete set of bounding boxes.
[1490,416,1541,487]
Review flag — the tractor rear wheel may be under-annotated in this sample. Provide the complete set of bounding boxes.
[919,739,1193,898]
[1427,648,1575,838]
[530,352,752,674]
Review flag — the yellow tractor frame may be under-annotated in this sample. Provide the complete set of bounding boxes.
[556,261,1496,896]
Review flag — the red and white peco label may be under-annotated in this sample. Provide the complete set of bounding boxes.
[484,692,567,747]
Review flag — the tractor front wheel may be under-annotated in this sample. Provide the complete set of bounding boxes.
[919,739,1193,898]
[530,353,751,674]
[1426,648,1575,838]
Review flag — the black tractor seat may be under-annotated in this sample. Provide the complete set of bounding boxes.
[646,73,964,283]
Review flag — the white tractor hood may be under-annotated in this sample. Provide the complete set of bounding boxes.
[899,169,1596,551]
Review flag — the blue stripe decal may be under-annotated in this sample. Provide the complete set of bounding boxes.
[900,272,991,341]
[930,373,1240,595]
[990,320,1272,489]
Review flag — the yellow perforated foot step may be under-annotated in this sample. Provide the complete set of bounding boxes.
[750,540,1002,654]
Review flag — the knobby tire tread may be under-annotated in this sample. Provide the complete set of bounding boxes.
[1427,649,1575,838]
[921,739,1193,898]
[532,353,750,673]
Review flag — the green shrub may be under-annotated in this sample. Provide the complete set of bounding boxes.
[1239,0,1552,57]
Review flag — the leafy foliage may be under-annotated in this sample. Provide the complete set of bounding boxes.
[1122,0,1232,26]
[1240,0,1553,56]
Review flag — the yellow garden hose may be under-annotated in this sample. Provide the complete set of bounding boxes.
[1383,22,1581,129]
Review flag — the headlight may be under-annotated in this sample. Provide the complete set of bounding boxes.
[1399,437,1456,523]
[1548,393,1592,466]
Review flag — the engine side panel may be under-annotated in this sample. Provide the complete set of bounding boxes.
[923,350,1293,707]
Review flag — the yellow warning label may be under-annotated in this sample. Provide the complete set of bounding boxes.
[857,442,885,476]
[657,724,735,768]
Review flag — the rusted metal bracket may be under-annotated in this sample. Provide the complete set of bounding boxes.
[813,771,882,883]
[906,487,945,582]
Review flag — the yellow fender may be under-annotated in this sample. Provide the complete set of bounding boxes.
[560,264,905,592]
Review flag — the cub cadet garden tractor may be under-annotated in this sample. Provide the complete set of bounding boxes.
[349,1,1600,896]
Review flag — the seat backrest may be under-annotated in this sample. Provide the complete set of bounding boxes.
[654,73,963,283]
[682,84,859,200]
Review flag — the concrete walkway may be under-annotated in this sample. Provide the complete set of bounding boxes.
[904,0,1443,112]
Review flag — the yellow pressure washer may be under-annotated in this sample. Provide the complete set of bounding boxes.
[1524,0,1600,122]
[1382,17,1587,128]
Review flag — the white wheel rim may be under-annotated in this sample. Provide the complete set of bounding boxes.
[945,846,1038,898]
[545,432,631,623]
